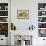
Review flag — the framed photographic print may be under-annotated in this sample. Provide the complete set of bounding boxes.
[17,10,29,19]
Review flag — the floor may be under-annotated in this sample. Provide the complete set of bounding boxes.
[0,45,8,46]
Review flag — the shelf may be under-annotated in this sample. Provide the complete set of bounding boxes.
[38,28,46,29]
[38,10,46,11]
[0,10,8,11]
[0,16,8,17]
[38,15,46,17]
[38,22,46,23]
[0,22,8,23]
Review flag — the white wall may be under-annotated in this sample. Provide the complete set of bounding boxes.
[11,0,38,30]
[11,0,46,30]
[11,0,38,45]
[10,0,46,46]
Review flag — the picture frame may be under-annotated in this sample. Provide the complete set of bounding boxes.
[17,10,29,19]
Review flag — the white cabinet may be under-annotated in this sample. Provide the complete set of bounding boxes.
[0,0,11,45]
[0,1,8,45]
[38,38,46,46]
[0,35,8,45]
[38,3,46,46]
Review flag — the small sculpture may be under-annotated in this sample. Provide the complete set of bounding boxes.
[11,23,16,30]
[29,25,35,30]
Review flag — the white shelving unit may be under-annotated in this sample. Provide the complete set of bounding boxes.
[0,3,8,37]
[0,2,9,45]
[38,3,46,37]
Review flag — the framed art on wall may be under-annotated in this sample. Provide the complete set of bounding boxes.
[17,10,29,19]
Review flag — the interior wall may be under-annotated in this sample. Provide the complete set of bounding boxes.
[11,0,46,30]
[11,0,46,46]
[11,0,38,30]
